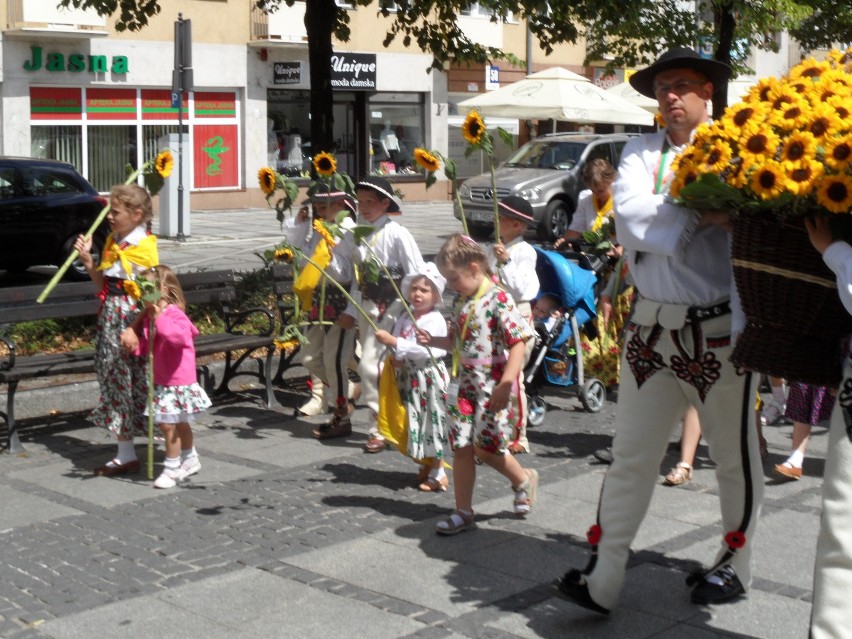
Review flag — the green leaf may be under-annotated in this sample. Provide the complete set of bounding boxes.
[497,127,514,148]
[352,224,374,244]
[425,172,436,189]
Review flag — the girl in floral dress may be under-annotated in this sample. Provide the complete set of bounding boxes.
[74,185,158,476]
[121,265,211,489]
[419,235,539,535]
[375,263,450,491]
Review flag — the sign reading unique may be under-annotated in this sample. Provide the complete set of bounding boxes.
[23,45,128,74]
[330,53,376,90]
[274,61,302,85]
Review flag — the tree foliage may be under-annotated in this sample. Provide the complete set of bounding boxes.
[60,0,851,153]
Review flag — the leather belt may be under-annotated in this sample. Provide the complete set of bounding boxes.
[686,301,730,323]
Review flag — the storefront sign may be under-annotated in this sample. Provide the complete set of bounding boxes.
[23,45,128,74]
[30,87,83,120]
[194,124,239,188]
[274,62,302,85]
[86,88,137,120]
[330,53,376,90]
[141,89,187,119]
[194,92,237,118]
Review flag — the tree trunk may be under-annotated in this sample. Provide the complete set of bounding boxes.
[713,2,736,118]
[305,0,335,163]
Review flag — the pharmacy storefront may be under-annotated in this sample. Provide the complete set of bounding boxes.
[1,39,245,200]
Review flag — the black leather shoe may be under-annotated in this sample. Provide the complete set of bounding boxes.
[690,565,745,604]
[552,569,610,615]
[593,447,613,464]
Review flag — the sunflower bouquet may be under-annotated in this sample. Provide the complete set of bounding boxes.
[258,165,299,227]
[670,48,851,218]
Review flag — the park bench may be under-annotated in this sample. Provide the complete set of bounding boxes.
[0,269,277,454]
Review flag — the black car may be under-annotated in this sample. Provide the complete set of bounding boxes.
[0,157,109,280]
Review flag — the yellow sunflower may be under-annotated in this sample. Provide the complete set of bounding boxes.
[767,94,810,132]
[827,95,851,120]
[749,160,786,200]
[273,247,294,263]
[782,158,824,196]
[258,167,276,195]
[744,76,780,104]
[413,148,440,172]
[824,133,852,172]
[789,58,831,81]
[779,130,818,164]
[816,174,852,213]
[313,152,337,176]
[312,219,336,244]
[123,279,141,300]
[461,110,486,145]
[274,338,301,351]
[721,101,769,130]
[155,150,174,179]
[807,102,842,140]
[701,139,734,173]
[738,125,781,166]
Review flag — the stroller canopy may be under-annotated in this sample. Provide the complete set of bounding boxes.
[533,246,597,337]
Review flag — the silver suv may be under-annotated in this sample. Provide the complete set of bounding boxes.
[454,133,637,240]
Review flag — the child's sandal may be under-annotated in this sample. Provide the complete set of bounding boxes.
[435,510,476,535]
[663,462,693,486]
[419,476,448,492]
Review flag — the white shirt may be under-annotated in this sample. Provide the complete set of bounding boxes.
[486,236,540,303]
[391,309,447,362]
[284,215,355,284]
[823,241,852,316]
[613,129,742,331]
[102,225,150,278]
[568,189,599,233]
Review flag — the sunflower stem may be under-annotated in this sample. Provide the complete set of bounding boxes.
[297,252,379,331]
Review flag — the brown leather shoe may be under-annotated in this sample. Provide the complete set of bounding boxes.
[774,462,803,480]
[363,436,387,453]
[419,475,448,492]
[94,459,140,476]
[313,414,352,440]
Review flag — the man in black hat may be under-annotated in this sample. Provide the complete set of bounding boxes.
[554,47,763,613]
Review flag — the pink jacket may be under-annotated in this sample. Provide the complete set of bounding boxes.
[136,304,199,386]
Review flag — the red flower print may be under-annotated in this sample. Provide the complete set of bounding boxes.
[457,397,474,416]
[587,524,602,545]
[724,530,746,549]
[410,378,420,388]
[496,290,508,303]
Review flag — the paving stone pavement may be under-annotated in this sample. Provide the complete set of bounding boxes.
[0,202,829,638]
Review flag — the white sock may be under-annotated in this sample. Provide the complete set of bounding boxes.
[431,467,446,481]
[181,447,198,462]
[116,440,137,464]
[163,456,180,471]
[787,450,804,467]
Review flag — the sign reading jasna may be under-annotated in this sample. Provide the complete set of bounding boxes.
[23,45,128,74]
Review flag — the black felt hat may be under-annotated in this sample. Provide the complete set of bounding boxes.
[629,47,732,99]
[497,196,537,229]
[356,176,401,213]
[302,182,356,211]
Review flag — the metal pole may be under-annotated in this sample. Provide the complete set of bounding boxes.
[176,13,186,242]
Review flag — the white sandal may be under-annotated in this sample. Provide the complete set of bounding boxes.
[664,462,693,486]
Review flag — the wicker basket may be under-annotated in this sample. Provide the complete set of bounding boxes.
[730,211,852,387]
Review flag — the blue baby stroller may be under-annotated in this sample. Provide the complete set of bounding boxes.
[524,245,607,425]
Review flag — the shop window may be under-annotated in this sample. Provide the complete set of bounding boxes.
[368,94,424,177]
[143,124,181,161]
[31,126,84,173]
[87,126,136,193]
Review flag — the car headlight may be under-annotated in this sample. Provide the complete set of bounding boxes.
[518,187,541,201]
[458,184,471,199]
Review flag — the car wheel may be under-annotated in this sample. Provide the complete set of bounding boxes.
[539,200,571,241]
[63,234,104,281]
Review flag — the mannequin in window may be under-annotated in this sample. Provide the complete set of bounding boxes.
[285,127,303,174]
[380,121,400,166]
[267,118,278,165]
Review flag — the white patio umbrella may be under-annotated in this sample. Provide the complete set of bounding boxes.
[605,81,659,113]
[458,67,655,127]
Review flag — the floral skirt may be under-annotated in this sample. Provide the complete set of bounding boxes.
[146,382,212,424]
[397,360,449,461]
[580,286,633,388]
[90,294,148,438]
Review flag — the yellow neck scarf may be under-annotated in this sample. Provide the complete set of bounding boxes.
[98,233,159,274]
[293,220,335,311]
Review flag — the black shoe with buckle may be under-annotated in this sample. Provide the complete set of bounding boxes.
[312,414,352,440]
[690,565,745,605]
[552,569,610,615]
